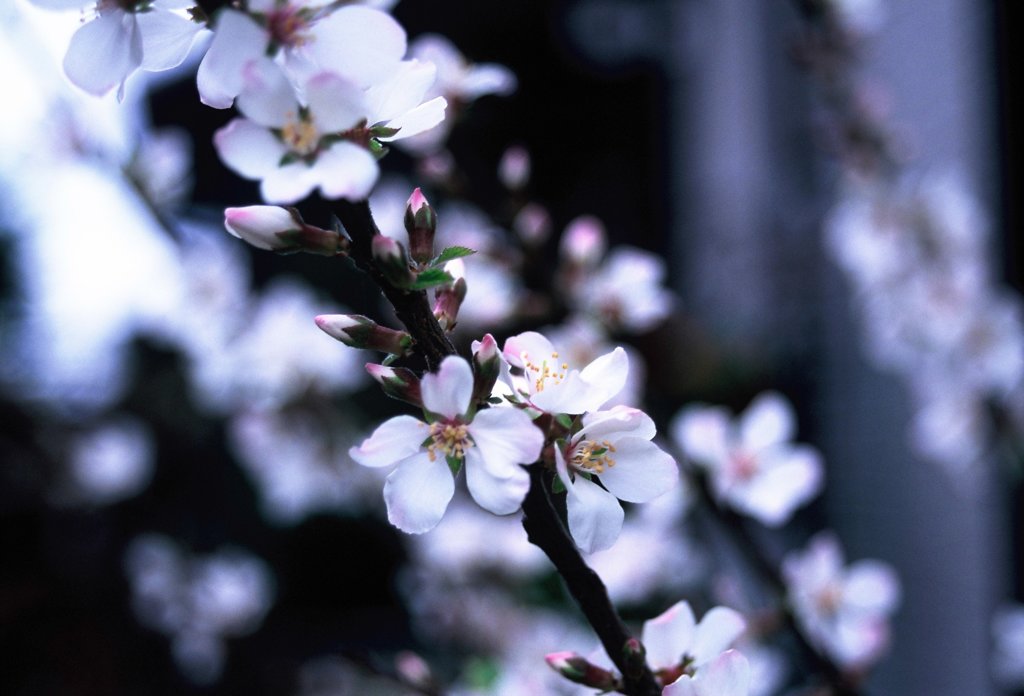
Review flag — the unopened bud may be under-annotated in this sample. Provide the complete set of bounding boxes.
[498,145,531,190]
[545,652,618,690]
[315,314,412,355]
[433,259,468,330]
[372,235,416,288]
[366,363,423,408]
[560,215,607,267]
[621,638,647,679]
[471,333,501,406]
[404,188,437,264]
[224,206,347,256]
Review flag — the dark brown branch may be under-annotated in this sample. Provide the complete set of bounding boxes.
[333,199,456,370]
[521,465,661,696]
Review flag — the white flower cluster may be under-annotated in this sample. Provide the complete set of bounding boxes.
[124,534,275,685]
[826,173,1024,478]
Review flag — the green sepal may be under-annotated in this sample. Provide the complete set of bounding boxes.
[446,455,463,476]
[430,246,476,267]
[369,139,390,158]
[555,413,574,430]
[551,475,566,495]
[370,124,401,139]
[408,268,454,290]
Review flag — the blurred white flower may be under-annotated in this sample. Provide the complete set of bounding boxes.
[65,416,154,504]
[782,532,900,670]
[30,0,205,98]
[672,392,823,526]
[125,534,275,684]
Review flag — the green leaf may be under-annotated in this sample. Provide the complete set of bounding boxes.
[446,455,463,476]
[408,268,454,290]
[551,475,566,494]
[555,413,574,430]
[430,246,476,267]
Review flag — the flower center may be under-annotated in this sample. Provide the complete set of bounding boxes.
[427,421,473,462]
[281,116,320,157]
[815,582,843,617]
[727,450,759,481]
[520,351,569,393]
[265,4,312,48]
[572,439,616,474]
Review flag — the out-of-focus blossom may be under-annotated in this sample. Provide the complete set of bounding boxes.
[126,126,193,209]
[399,33,516,153]
[63,416,154,505]
[558,216,674,333]
[672,392,823,527]
[31,0,205,98]
[501,331,627,416]
[197,3,405,109]
[125,534,274,684]
[992,603,1024,687]
[555,406,678,553]
[498,145,531,190]
[350,355,543,533]
[228,405,383,524]
[782,532,900,670]
[823,0,886,36]
[215,58,445,203]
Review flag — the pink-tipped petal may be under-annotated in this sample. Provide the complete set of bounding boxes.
[421,356,474,419]
[308,6,406,88]
[305,72,368,133]
[196,9,268,108]
[642,600,697,670]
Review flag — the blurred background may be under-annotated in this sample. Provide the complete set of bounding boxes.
[1,0,1022,694]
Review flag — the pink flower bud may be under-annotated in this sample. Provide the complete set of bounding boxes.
[224,206,346,256]
[315,314,412,355]
[560,215,607,267]
[372,235,415,287]
[433,260,467,331]
[471,333,501,406]
[366,363,423,408]
[224,206,300,251]
[545,652,618,689]
[404,187,437,264]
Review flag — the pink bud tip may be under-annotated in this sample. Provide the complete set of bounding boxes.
[408,187,429,212]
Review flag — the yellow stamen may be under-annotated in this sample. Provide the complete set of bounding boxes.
[572,439,617,474]
[426,421,473,462]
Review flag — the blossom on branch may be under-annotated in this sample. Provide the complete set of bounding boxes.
[213,58,446,203]
[501,331,627,416]
[782,532,901,670]
[349,355,543,533]
[31,0,205,98]
[555,406,678,553]
[672,392,823,526]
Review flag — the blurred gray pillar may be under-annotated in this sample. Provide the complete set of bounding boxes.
[669,1,1007,695]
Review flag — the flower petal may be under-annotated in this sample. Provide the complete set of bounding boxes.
[381,96,448,141]
[308,6,406,88]
[596,437,678,503]
[365,59,436,124]
[305,72,368,133]
[383,453,455,533]
[671,406,731,467]
[579,406,656,442]
[421,356,473,419]
[237,58,301,128]
[690,608,746,665]
[578,346,628,412]
[468,407,544,477]
[348,415,427,468]
[464,448,530,515]
[662,675,698,696]
[739,392,795,452]
[693,650,750,696]
[313,142,380,201]
[196,9,268,108]
[63,10,142,96]
[213,118,286,178]
[641,600,696,670]
[261,161,317,204]
[138,8,204,71]
[728,446,823,526]
[565,475,623,553]
[842,560,901,614]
